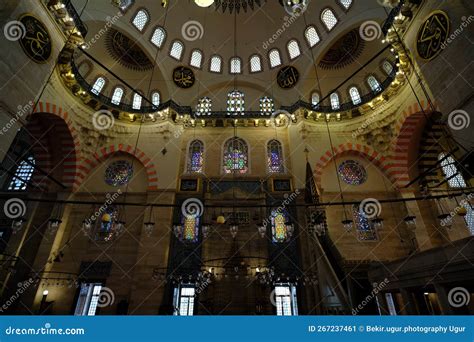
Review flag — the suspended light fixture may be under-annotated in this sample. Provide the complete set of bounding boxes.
[47,202,64,234]
[342,218,353,232]
[143,206,155,236]
[404,215,416,228]
[202,225,211,238]
[11,217,26,234]
[216,215,226,224]
[173,224,184,239]
[194,0,214,7]
[229,225,239,239]
[372,217,384,230]
[257,224,266,238]
[285,222,295,239]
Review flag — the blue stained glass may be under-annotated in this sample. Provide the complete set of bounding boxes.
[267,140,284,173]
[182,215,199,242]
[338,160,367,185]
[105,160,133,186]
[188,140,204,173]
[352,205,377,241]
[223,138,248,174]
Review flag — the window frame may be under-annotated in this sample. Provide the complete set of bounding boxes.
[287,39,301,60]
[267,139,285,174]
[186,139,205,174]
[320,7,339,32]
[304,25,321,48]
[274,283,298,316]
[268,48,283,69]
[222,136,250,175]
[131,8,150,32]
[209,54,223,73]
[249,54,263,73]
[149,26,167,48]
[169,40,185,61]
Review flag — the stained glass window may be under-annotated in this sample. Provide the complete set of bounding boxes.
[196,97,212,115]
[250,54,262,72]
[383,60,394,75]
[182,214,199,242]
[8,156,35,191]
[305,26,320,47]
[104,160,134,186]
[338,160,367,185]
[267,140,284,173]
[353,205,377,241]
[271,209,288,242]
[190,50,203,68]
[132,93,142,110]
[464,203,474,235]
[321,9,338,31]
[187,140,204,173]
[259,96,274,115]
[91,77,105,95]
[132,9,149,31]
[368,76,382,93]
[439,152,467,188]
[349,87,362,105]
[227,90,245,115]
[223,137,248,174]
[111,87,124,105]
[275,284,298,316]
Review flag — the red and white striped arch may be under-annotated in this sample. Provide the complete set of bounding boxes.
[75,144,158,191]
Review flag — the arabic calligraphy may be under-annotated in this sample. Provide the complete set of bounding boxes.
[277,66,299,89]
[416,11,450,60]
[173,66,195,89]
[19,15,52,63]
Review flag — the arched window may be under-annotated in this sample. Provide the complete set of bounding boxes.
[91,77,105,95]
[250,54,262,73]
[227,90,245,115]
[223,137,248,174]
[339,0,352,10]
[210,55,222,73]
[353,205,377,241]
[367,76,382,93]
[132,93,142,110]
[259,96,274,115]
[230,57,242,74]
[267,139,284,173]
[132,9,149,31]
[269,49,282,68]
[287,40,301,60]
[151,26,166,48]
[8,156,35,191]
[349,87,362,105]
[151,92,160,106]
[111,87,124,105]
[383,60,394,75]
[321,9,338,31]
[311,92,320,108]
[271,209,289,242]
[305,26,320,47]
[330,93,340,110]
[196,97,212,115]
[464,204,474,235]
[190,50,203,68]
[439,153,467,188]
[187,140,204,173]
[170,40,184,60]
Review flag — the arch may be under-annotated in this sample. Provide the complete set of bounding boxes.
[388,100,435,188]
[76,144,158,191]
[314,143,394,188]
[31,101,82,190]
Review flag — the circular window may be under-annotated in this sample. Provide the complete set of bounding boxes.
[104,160,134,186]
[337,160,367,185]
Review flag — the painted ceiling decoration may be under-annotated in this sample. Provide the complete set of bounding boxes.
[214,0,265,14]
[105,29,153,71]
[318,29,365,70]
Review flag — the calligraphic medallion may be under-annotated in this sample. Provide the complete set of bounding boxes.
[277,66,299,89]
[173,66,195,89]
[18,15,52,63]
[416,11,450,61]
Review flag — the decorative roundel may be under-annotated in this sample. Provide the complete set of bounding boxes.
[277,66,299,89]
[338,160,367,185]
[18,15,52,63]
[105,160,134,186]
[416,11,450,61]
[173,66,195,89]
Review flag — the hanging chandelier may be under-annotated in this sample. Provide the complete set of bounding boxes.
[214,0,265,14]
[194,0,215,7]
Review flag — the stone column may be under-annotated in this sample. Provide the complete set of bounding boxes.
[433,283,454,315]
[400,288,417,315]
